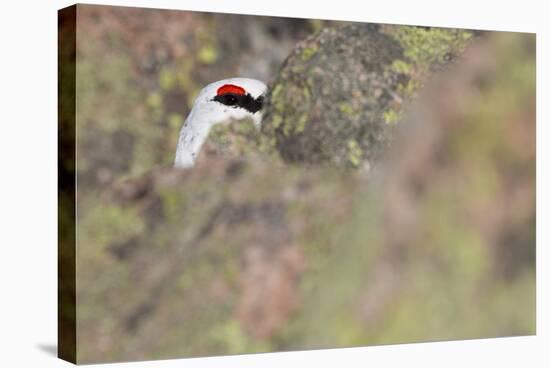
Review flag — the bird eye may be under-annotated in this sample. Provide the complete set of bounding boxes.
[224,94,238,105]
[212,93,243,107]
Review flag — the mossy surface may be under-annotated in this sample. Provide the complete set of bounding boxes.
[263,24,475,169]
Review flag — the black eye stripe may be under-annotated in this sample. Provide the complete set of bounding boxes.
[212,93,264,114]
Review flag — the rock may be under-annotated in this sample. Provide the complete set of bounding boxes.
[262,23,474,168]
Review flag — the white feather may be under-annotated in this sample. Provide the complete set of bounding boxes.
[174,78,267,169]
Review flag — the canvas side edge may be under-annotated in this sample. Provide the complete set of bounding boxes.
[58,4,77,364]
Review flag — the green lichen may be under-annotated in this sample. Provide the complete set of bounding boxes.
[338,102,354,116]
[158,187,189,225]
[79,201,145,251]
[208,320,272,354]
[167,113,183,129]
[159,67,176,91]
[267,80,313,139]
[384,26,474,103]
[295,113,309,134]
[270,115,283,130]
[346,139,363,167]
[389,26,473,70]
[198,46,218,64]
[383,109,401,124]
[196,21,219,65]
[301,45,319,61]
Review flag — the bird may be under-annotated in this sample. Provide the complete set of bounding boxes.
[174,77,267,168]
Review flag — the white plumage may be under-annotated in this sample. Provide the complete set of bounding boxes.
[174,78,267,168]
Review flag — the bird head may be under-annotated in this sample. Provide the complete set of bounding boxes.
[174,77,267,168]
[189,77,267,127]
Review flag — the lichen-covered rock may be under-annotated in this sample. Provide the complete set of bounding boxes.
[263,24,474,168]
[262,24,403,168]
[198,118,281,166]
[77,160,364,362]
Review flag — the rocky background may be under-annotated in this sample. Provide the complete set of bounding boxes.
[67,4,535,364]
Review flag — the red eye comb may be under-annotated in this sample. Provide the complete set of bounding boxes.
[217,84,246,96]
